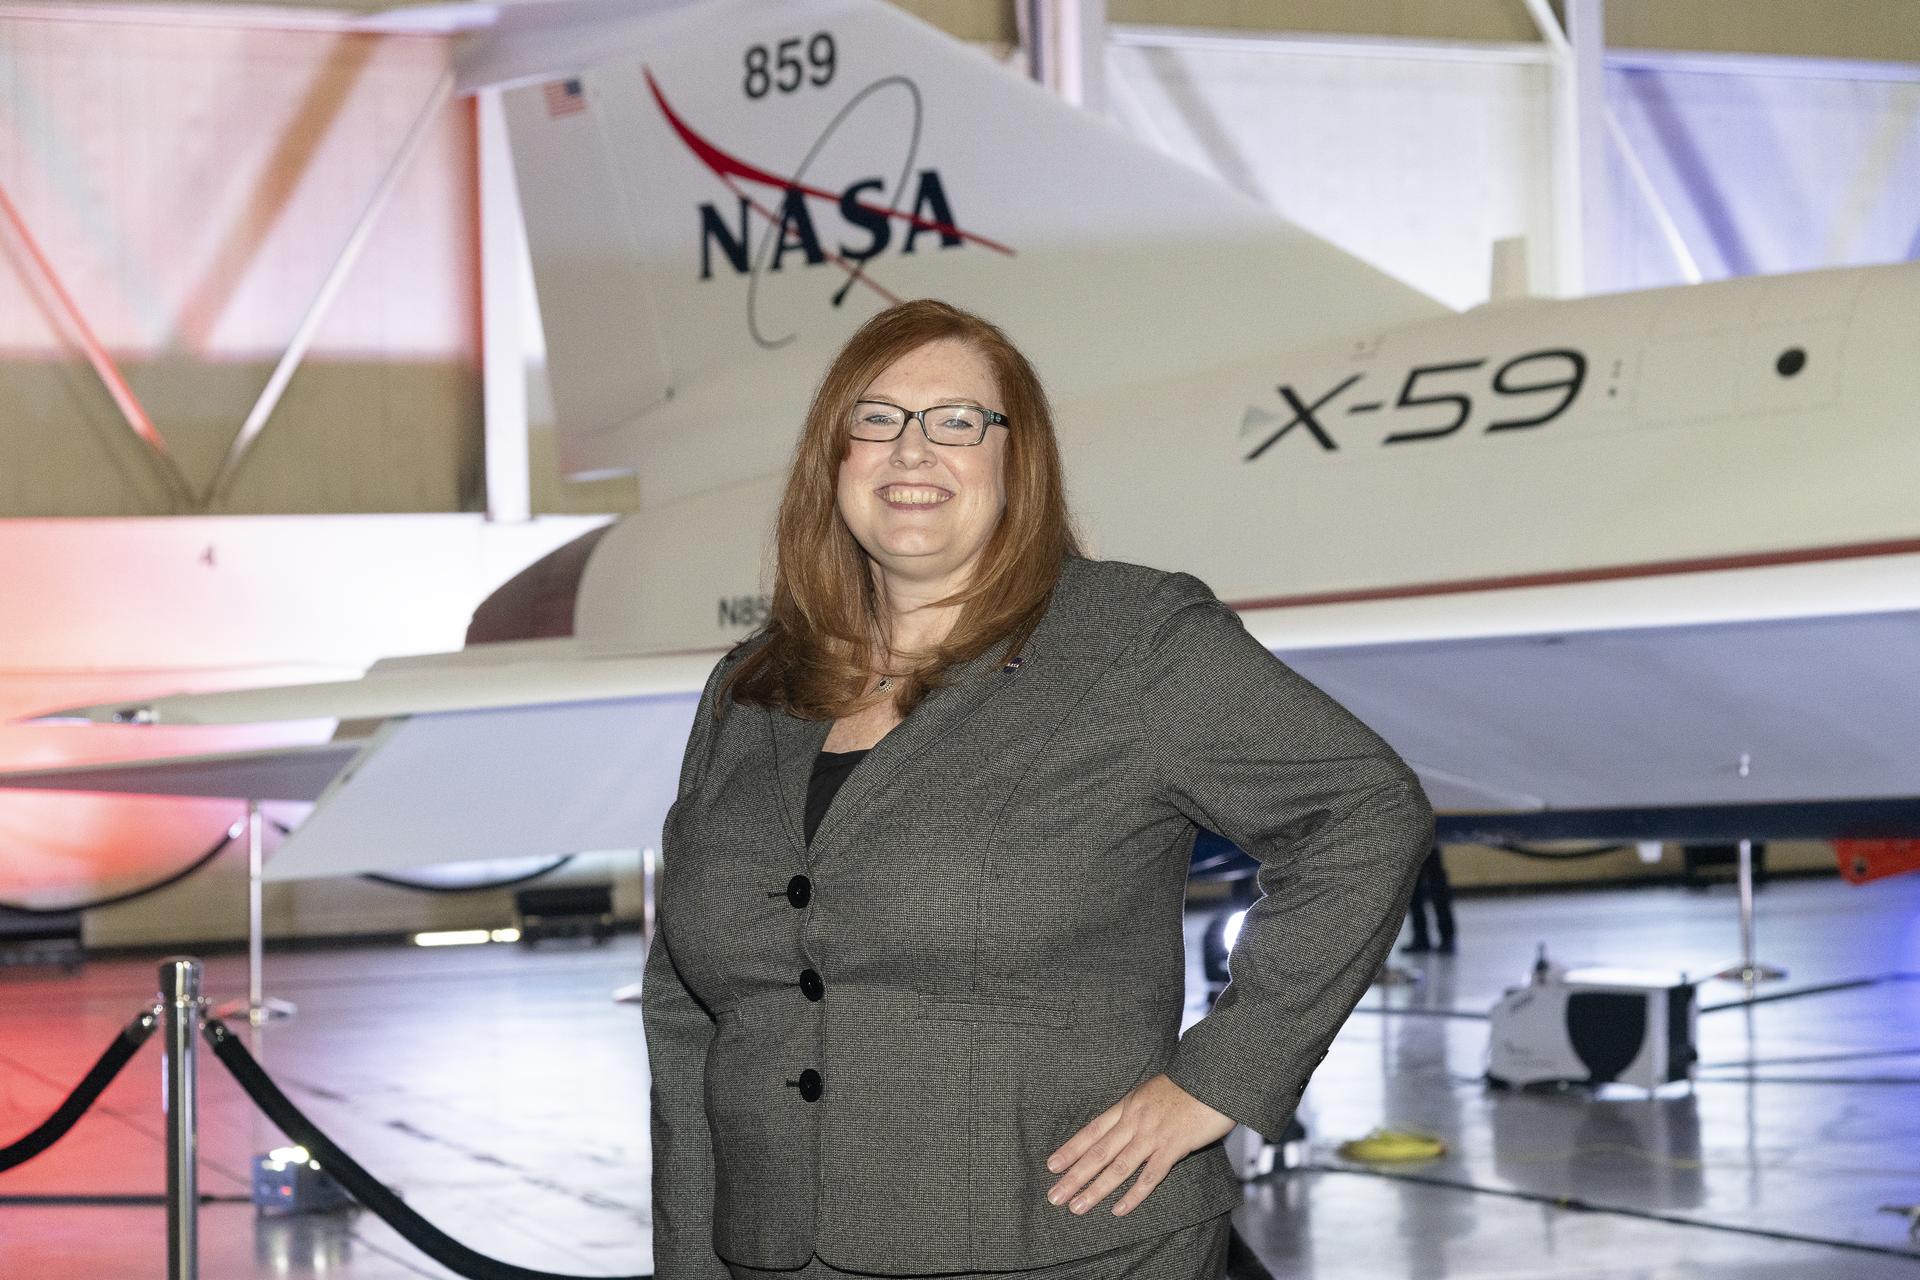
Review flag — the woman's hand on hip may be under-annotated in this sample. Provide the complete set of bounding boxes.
[1043,1073,1234,1217]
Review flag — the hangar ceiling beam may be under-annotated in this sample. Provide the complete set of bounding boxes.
[1523,0,1607,296]
[1019,0,1108,114]
[0,182,193,510]
[1529,0,1703,290]
[1604,111,1702,284]
[478,86,531,524]
[208,67,455,507]
[1566,0,1608,293]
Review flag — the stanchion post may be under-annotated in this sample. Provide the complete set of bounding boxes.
[160,957,203,1280]
[214,800,295,1028]
[1714,837,1787,988]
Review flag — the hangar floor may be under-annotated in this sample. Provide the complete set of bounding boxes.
[1,872,1917,1279]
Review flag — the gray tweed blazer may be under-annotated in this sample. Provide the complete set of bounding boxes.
[642,553,1435,1277]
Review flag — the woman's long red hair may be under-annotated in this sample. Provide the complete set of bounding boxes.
[722,299,1083,720]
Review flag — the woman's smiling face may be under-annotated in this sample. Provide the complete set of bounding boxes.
[836,337,1008,590]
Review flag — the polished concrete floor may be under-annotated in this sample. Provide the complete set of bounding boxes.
[1,872,1917,1278]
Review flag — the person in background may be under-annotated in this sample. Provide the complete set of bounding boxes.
[1402,844,1456,955]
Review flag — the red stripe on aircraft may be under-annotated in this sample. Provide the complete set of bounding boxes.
[668,538,1920,661]
[644,69,1014,257]
[1224,536,1920,613]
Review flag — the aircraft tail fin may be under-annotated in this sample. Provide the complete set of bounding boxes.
[473,0,1448,487]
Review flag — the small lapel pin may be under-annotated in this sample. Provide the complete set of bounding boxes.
[1002,655,1024,673]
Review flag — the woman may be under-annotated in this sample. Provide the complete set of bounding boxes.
[643,300,1434,1279]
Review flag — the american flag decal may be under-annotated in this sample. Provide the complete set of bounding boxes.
[544,78,586,118]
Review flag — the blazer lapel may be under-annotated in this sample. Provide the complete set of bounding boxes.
[764,555,1084,866]
[807,642,1026,864]
[768,706,831,863]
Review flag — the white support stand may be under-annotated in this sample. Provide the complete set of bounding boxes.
[1713,838,1788,989]
[213,801,296,1028]
[205,803,296,1191]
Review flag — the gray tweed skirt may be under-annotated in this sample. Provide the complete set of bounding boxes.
[722,1212,1232,1280]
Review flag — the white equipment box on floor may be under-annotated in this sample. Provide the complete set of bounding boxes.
[1488,962,1698,1091]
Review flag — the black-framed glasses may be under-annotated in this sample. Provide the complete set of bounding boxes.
[848,399,1009,447]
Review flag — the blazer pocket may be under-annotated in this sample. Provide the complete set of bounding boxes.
[915,993,1075,1029]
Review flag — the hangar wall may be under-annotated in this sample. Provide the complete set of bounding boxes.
[1105,35,1557,310]
[0,13,635,519]
[1604,57,1920,289]
[1104,32,1920,310]
[0,20,480,514]
[914,0,1920,65]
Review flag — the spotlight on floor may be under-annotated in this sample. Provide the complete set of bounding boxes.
[252,1146,352,1216]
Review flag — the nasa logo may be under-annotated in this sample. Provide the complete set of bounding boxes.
[698,170,964,282]
[644,66,1014,349]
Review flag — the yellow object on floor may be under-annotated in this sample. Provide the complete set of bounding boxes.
[1337,1129,1449,1162]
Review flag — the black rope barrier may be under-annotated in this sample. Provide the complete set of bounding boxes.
[1300,1161,1920,1260]
[1693,1073,1920,1086]
[202,1017,648,1280]
[1700,971,1920,1013]
[0,823,240,916]
[0,1007,157,1173]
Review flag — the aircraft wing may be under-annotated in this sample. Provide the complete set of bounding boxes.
[1,642,712,879]
[0,741,365,803]
[16,555,1920,874]
[0,695,698,880]
[20,638,718,727]
[1275,598,1920,842]
[259,695,696,881]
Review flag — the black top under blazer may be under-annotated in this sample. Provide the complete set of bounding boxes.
[642,553,1436,1277]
